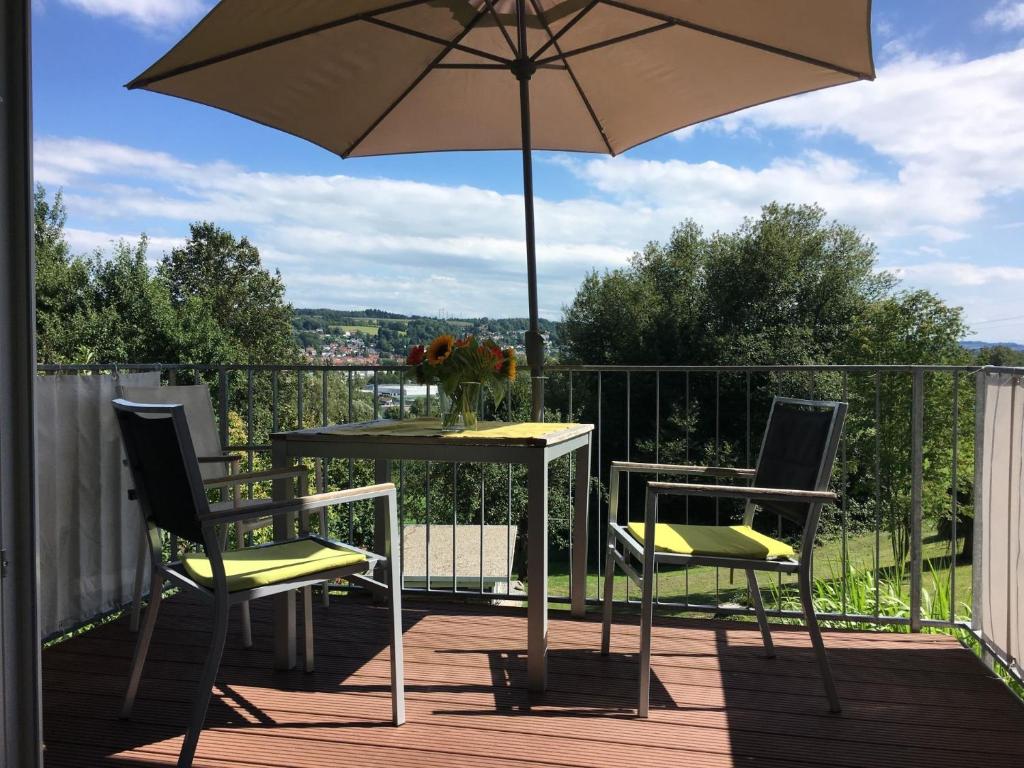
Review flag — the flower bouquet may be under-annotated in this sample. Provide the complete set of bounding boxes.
[406,334,517,430]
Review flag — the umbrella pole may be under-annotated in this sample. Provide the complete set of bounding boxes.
[515,2,544,422]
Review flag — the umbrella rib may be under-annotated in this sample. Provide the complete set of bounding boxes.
[126,0,435,89]
[527,0,614,155]
[534,21,673,66]
[436,63,567,70]
[600,0,874,80]
[364,17,512,66]
[529,0,600,62]
[343,9,492,157]
[479,0,520,57]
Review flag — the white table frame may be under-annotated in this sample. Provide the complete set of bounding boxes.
[270,420,593,692]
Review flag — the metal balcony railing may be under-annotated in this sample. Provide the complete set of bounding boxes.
[36,362,993,634]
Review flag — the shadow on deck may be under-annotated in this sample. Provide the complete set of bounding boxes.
[42,593,1024,767]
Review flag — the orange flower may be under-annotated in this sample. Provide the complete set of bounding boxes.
[454,335,473,348]
[426,334,455,365]
[406,345,425,366]
[489,345,504,372]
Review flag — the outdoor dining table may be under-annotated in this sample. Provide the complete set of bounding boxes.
[269,417,593,692]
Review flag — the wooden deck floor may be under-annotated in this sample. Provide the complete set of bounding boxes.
[42,593,1024,768]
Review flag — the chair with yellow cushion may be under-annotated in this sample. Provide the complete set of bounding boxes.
[113,399,404,768]
[601,397,847,717]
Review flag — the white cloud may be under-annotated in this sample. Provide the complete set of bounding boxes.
[32,44,1024,335]
[58,0,208,32]
[566,149,975,243]
[35,137,634,318]
[64,227,183,262]
[889,262,1024,287]
[982,1,1024,31]
[665,48,1024,242]
[886,262,1024,341]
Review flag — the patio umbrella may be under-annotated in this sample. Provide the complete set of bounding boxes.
[128,0,874,420]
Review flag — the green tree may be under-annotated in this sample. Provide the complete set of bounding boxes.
[973,344,1024,366]
[160,222,296,365]
[88,236,179,363]
[843,290,971,560]
[557,203,971,558]
[34,187,96,363]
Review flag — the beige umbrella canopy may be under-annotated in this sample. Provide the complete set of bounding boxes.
[130,0,874,418]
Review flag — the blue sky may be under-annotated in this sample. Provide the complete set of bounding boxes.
[30,0,1024,341]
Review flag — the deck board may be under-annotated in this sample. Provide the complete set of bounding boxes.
[42,594,1024,767]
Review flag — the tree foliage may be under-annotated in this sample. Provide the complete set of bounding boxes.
[557,203,972,560]
[33,187,296,367]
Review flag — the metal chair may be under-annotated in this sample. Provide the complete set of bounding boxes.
[601,397,847,716]
[120,383,331,645]
[113,399,405,768]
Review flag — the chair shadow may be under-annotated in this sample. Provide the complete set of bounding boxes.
[42,592,422,766]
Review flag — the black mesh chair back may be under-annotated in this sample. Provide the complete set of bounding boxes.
[114,399,208,544]
[752,398,846,525]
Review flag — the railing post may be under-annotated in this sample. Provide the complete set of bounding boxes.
[910,369,924,632]
[218,365,229,451]
[972,369,987,644]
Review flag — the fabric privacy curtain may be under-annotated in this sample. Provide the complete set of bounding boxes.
[974,371,1024,673]
[36,372,159,638]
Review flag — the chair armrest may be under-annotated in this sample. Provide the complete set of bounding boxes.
[196,453,243,465]
[611,461,756,480]
[200,483,396,526]
[202,465,308,490]
[645,481,836,505]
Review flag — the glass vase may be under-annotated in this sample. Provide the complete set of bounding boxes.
[440,381,481,431]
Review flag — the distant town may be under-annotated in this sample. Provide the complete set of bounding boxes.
[293,308,560,366]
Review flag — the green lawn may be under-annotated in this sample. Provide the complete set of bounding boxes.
[340,324,378,336]
[544,525,972,621]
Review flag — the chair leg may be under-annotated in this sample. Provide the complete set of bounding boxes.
[388,567,406,725]
[303,586,315,673]
[600,536,616,656]
[637,554,655,718]
[746,569,775,658]
[129,528,147,633]
[320,508,330,608]
[384,487,406,726]
[121,571,163,718]
[178,596,230,768]
[236,523,253,649]
[239,601,253,649]
[799,567,841,713]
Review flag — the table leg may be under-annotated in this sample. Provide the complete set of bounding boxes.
[571,436,592,618]
[271,438,296,670]
[527,454,548,692]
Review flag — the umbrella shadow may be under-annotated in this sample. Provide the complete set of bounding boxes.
[428,645,679,718]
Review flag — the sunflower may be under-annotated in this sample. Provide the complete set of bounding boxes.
[426,334,455,366]
[502,347,517,380]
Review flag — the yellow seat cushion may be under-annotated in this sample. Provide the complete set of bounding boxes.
[182,539,366,592]
[627,522,795,560]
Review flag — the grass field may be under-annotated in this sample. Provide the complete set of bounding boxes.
[545,524,971,621]
[338,324,378,336]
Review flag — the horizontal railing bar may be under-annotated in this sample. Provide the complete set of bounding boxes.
[548,364,985,374]
[40,363,1024,375]
[41,364,1007,376]
[37,363,412,373]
